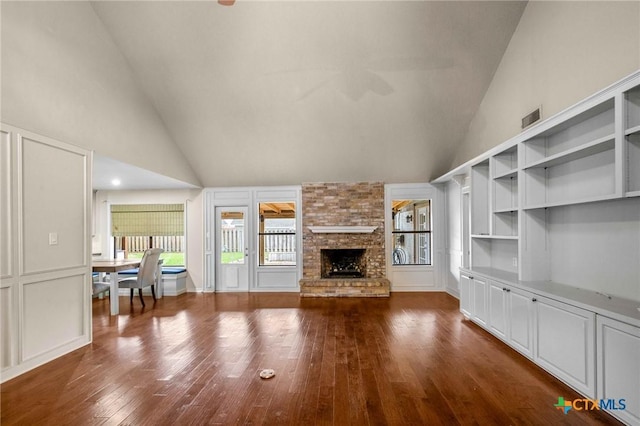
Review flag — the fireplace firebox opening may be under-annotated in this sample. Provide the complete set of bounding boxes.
[321,249,366,278]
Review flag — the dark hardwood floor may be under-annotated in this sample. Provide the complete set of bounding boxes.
[1,292,620,425]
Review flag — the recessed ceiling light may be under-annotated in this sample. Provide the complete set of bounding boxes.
[111,178,121,186]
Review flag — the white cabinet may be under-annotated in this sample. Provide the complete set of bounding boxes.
[465,271,596,398]
[533,295,596,399]
[488,281,507,340]
[459,272,487,328]
[471,275,487,327]
[597,316,640,426]
[487,280,534,358]
[507,287,534,359]
[460,272,472,318]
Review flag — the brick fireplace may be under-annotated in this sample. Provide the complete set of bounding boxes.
[299,182,390,297]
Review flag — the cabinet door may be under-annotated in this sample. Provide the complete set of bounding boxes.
[471,276,487,327]
[459,273,472,318]
[507,288,534,359]
[534,296,595,398]
[488,281,507,340]
[597,316,640,425]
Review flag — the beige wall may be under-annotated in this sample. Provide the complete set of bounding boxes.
[1,1,200,187]
[451,1,640,169]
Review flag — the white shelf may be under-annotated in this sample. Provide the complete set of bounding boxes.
[523,193,619,210]
[493,208,518,214]
[626,86,640,130]
[471,161,490,235]
[522,100,615,166]
[493,209,518,237]
[493,169,518,180]
[625,125,640,136]
[471,237,518,274]
[492,146,518,178]
[523,134,615,170]
[492,147,518,216]
[471,234,518,240]
[628,132,640,193]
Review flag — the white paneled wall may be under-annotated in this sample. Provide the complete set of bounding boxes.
[0,124,92,383]
[444,179,463,297]
[1,129,16,371]
[204,187,302,293]
[384,183,445,292]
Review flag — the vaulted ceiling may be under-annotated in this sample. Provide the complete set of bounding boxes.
[88,1,527,187]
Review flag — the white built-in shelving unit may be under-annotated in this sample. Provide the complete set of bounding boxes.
[469,149,520,275]
[521,98,616,210]
[626,85,640,197]
[438,72,640,292]
[434,70,640,426]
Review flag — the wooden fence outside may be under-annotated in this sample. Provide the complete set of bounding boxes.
[262,229,296,253]
[115,236,184,253]
[221,228,295,253]
[116,229,295,258]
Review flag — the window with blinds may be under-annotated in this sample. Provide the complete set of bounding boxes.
[111,204,184,236]
[110,204,185,266]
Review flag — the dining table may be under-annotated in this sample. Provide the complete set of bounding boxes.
[92,259,141,315]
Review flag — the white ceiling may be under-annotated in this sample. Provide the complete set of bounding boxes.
[90,0,527,188]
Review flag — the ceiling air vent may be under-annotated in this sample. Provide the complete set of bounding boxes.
[522,107,541,130]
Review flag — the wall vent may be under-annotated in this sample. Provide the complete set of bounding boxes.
[522,107,541,129]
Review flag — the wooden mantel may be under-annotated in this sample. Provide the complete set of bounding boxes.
[307,226,377,234]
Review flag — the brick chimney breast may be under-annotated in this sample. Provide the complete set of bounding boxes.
[299,182,390,297]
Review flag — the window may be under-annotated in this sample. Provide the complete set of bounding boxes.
[220,210,245,265]
[111,204,185,266]
[391,199,431,265]
[258,202,296,266]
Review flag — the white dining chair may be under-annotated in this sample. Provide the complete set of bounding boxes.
[92,282,110,299]
[117,248,164,307]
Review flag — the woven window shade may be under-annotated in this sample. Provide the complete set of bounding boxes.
[111,204,184,237]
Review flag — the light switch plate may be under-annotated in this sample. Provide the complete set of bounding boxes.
[49,232,58,245]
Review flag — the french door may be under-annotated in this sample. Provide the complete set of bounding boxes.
[215,206,249,291]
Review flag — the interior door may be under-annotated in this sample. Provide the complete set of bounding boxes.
[215,207,249,291]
